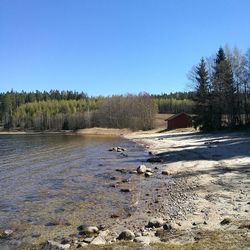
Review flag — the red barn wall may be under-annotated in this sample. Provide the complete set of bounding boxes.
[167,113,192,130]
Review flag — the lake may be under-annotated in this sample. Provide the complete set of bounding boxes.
[0,134,147,247]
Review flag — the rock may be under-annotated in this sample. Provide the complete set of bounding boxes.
[147,218,164,228]
[91,235,106,245]
[121,153,128,157]
[41,240,70,250]
[122,179,129,183]
[145,172,152,177]
[115,168,128,173]
[76,242,88,247]
[3,229,13,237]
[120,188,131,193]
[32,232,41,238]
[220,218,232,225]
[78,225,99,235]
[162,170,170,175]
[163,223,172,231]
[60,238,71,245]
[82,237,94,243]
[146,168,153,173]
[110,214,120,218]
[98,224,106,230]
[117,229,135,241]
[137,165,147,174]
[134,236,160,245]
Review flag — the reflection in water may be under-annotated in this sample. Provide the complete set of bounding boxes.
[0,134,147,245]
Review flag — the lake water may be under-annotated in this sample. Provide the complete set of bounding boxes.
[0,134,148,247]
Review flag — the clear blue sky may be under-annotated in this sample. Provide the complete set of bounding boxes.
[0,0,249,96]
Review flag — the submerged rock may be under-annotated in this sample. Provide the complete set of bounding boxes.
[117,229,135,241]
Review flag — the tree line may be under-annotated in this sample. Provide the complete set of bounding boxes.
[192,46,250,131]
[0,92,157,131]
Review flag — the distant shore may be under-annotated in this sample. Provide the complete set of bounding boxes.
[0,127,131,136]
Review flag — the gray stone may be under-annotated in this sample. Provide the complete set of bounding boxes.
[137,165,147,174]
[134,236,160,245]
[120,188,131,193]
[91,236,106,245]
[117,229,135,241]
[162,170,170,175]
[220,218,232,225]
[3,229,13,237]
[145,172,152,177]
[147,218,164,228]
[163,223,172,231]
[78,225,99,235]
[41,240,70,250]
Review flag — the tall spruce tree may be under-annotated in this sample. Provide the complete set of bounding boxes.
[193,58,211,130]
[211,47,235,129]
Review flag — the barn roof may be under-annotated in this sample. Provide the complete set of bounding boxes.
[165,112,192,121]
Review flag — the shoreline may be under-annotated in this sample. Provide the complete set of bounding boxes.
[0,127,131,136]
[1,129,249,249]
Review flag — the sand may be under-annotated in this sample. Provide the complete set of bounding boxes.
[125,130,250,232]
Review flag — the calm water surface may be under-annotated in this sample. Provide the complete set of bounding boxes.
[0,134,147,246]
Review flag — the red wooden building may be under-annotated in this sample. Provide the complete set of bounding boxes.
[165,112,193,130]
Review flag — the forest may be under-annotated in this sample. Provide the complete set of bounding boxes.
[0,90,192,131]
[0,91,159,131]
[192,46,250,131]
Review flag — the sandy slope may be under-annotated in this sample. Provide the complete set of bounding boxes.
[125,130,250,232]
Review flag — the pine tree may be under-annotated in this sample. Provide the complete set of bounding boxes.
[193,58,211,130]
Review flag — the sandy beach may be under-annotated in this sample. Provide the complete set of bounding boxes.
[124,129,250,247]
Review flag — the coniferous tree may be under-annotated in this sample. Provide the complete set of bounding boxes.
[193,58,211,130]
[211,47,235,129]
